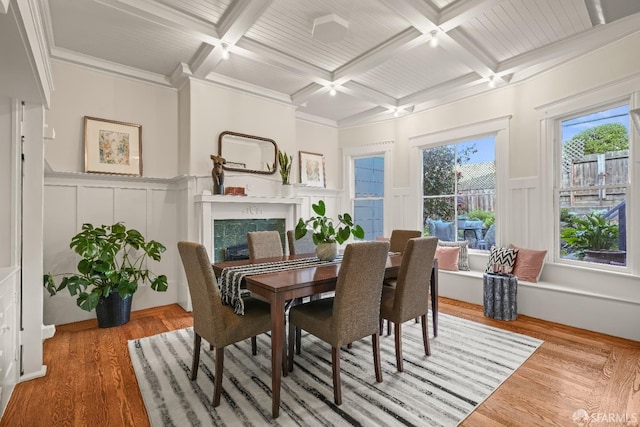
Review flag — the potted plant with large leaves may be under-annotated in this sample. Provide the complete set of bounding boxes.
[560,211,624,265]
[43,222,168,327]
[295,200,365,261]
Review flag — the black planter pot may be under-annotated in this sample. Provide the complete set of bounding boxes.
[95,291,132,328]
[583,249,626,265]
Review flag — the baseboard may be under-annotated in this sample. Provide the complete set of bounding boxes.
[19,365,47,382]
[41,324,56,341]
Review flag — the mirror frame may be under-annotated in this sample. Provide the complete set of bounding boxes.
[218,131,278,175]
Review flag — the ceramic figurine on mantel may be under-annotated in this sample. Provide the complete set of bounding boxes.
[210,154,226,195]
[278,150,294,198]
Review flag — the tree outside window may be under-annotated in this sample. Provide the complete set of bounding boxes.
[422,137,495,249]
[558,105,629,266]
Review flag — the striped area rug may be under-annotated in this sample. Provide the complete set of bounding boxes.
[128,313,542,426]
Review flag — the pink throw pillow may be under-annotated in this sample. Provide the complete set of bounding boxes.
[510,244,547,282]
[435,246,460,271]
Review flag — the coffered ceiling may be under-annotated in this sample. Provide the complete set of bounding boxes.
[40,0,640,126]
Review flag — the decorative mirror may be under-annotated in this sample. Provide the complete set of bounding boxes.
[218,131,277,175]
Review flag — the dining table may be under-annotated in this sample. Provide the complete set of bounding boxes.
[212,252,438,418]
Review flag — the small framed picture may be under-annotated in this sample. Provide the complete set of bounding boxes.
[299,151,326,187]
[84,116,142,176]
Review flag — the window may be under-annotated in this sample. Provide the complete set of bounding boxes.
[557,104,629,266]
[422,137,496,250]
[353,156,384,240]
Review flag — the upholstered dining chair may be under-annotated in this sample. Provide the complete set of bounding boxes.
[379,236,438,372]
[288,240,390,405]
[177,241,271,407]
[286,229,316,255]
[247,230,283,259]
[388,229,422,253]
[385,229,422,332]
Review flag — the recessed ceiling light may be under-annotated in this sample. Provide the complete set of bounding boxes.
[393,108,400,117]
[429,30,439,48]
[488,76,496,88]
[329,85,337,96]
[221,44,230,60]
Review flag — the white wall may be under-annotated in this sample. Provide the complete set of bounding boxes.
[43,174,182,325]
[338,33,640,341]
[45,61,179,178]
[295,119,340,189]
[0,98,12,267]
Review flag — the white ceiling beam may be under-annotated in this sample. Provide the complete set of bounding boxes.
[338,106,390,127]
[497,12,640,78]
[438,0,501,32]
[378,0,439,31]
[341,81,398,110]
[444,28,498,76]
[192,0,274,79]
[291,83,327,106]
[235,38,332,84]
[50,47,172,86]
[378,0,498,79]
[216,0,273,44]
[96,0,219,44]
[398,73,480,106]
[333,28,426,85]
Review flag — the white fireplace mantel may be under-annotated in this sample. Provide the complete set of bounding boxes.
[195,193,303,259]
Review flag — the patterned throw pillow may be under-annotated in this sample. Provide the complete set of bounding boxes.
[485,246,519,274]
[437,240,470,271]
[435,246,460,271]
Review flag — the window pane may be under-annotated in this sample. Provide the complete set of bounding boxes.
[354,199,383,240]
[355,157,384,197]
[423,137,495,250]
[559,105,629,266]
[354,156,384,240]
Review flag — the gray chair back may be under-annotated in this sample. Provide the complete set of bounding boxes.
[177,241,224,345]
[331,241,390,344]
[389,229,422,253]
[392,237,438,321]
[287,230,316,255]
[247,230,283,259]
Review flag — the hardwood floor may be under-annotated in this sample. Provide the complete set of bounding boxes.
[2,299,638,426]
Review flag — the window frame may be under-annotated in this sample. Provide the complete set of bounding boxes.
[539,78,639,276]
[343,141,393,238]
[409,117,510,251]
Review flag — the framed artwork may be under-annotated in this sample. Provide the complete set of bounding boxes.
[84,116,142,176]
[299,151,326,187]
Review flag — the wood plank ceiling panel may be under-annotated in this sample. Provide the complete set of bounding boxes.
[214,54,310,95]
[157,0,231,25]
[297,90,379,122]
[460,0,592,64]
[355,43,472,99]
[244,0,410,71]
[50,0,200,75]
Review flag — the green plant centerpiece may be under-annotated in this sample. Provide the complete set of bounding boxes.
[560,211,624,264]
[43,222,168,327]
[295,200,365,261]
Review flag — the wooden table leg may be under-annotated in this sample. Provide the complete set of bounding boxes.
[270,294,285,418]
[431,260,439,337]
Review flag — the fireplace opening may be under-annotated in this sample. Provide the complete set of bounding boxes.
[225,243,249,261]
[213,218,286,262]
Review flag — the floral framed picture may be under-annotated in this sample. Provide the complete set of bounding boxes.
[299,151,326,187]
[84,116,142,176]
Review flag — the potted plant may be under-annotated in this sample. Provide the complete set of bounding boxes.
[294,200,365,261]
[278,150,292,185]
[560,211,624,264]
[43,222,168,327]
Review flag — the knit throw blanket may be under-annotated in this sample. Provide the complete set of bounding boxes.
[218,256,342,314]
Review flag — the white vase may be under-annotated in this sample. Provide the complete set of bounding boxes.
[281,183,295,198]
[316,242,338,261]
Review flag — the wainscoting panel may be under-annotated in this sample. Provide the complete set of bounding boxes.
[44,173,181,325]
